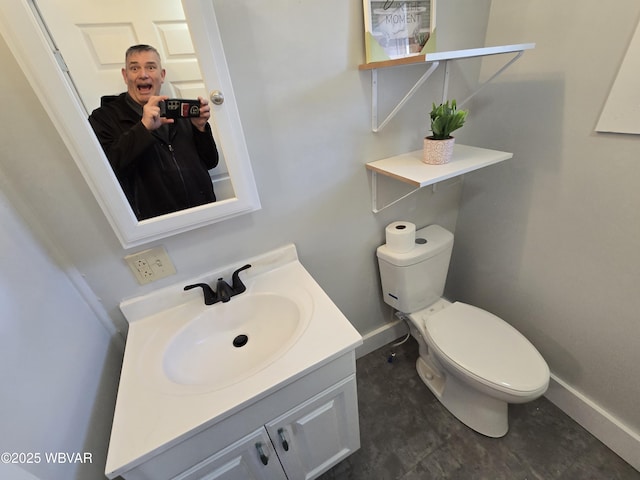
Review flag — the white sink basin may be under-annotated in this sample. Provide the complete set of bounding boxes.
[163,293,304,387]
[134,273,314,395]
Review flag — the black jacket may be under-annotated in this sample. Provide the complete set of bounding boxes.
[88,93,218,220]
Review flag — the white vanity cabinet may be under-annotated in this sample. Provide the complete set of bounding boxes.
[172,375,358,480]
[106,248,364,480]
[117,351,360,480]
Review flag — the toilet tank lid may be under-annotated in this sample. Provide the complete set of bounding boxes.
[377,224,453,267]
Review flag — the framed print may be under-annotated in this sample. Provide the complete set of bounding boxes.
[363,0,436,64]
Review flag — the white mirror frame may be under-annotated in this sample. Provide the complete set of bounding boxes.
[0,0,260,248]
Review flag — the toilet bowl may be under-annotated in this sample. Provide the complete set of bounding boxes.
[376,224,550,437]
[407,299,549,437]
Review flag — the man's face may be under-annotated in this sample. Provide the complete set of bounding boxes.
[122,50,166,106]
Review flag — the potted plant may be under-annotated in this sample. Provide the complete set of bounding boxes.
[423,99,468,165]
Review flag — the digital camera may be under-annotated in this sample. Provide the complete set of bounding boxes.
[159,99,201,119]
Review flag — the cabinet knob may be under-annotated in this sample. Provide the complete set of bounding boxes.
[255,442,269,465]
[210,90,225,105]
[277,428,289,452]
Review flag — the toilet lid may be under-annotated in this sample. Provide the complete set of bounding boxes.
[423,302,549,394]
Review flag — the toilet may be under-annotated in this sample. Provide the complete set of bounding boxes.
[377,224,549,437]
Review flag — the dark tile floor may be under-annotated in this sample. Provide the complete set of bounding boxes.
[319,337,640,480]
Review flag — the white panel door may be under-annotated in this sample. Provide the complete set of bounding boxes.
[265,376,361,480]
[34,0,205,113]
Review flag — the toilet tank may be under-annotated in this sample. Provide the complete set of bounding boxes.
[376,224,454,313]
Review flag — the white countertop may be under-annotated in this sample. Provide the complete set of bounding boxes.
[105,244,362,478]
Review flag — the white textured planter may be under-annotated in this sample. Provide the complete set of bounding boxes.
[423,136,455,165]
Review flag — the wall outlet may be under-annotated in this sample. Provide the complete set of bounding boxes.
[124,246,177,285]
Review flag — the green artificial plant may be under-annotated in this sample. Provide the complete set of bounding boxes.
[428,100,468,139]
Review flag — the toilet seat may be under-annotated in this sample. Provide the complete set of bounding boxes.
[417,302,549,397]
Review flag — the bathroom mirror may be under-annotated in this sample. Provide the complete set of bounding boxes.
[0,0,261,248]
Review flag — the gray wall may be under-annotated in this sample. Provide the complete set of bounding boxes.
[448,0,640,437]
[0,179,120,478]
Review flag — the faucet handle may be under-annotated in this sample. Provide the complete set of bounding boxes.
[184,283,216,305]
[231,264,251,294]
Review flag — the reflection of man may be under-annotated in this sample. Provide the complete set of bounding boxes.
[88,44,218,220]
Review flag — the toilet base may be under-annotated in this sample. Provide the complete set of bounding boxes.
[416,357,509,438]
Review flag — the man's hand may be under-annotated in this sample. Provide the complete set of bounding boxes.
[191,96,211,132]
[141,95,173,131]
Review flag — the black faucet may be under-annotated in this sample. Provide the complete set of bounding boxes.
[184,264,251,305]
[215,277,234,303]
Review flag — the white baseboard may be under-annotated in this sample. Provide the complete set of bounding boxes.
[356,318,409,359]
[545,373,640,472]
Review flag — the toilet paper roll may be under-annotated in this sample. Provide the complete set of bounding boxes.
[385,221,416,253]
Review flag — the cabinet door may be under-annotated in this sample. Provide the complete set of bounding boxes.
[171,427,286,480]
[266,375,360,480]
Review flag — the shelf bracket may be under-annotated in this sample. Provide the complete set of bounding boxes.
[371,61,440,133]
[370,171,421,213]
[367,45,532,132]
[457,50,525,108]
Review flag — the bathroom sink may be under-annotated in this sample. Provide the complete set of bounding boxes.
[135,274,314,395]
[109,244,363,476]
[163,293,304,387]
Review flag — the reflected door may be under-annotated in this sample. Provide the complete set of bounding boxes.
[35,0,204,112]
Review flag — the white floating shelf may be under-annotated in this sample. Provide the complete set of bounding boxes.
[366,144,513,212]
[359,43,536,70]
[360,43,536,132]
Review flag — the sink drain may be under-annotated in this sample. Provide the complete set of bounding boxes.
[233,334,248,348]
